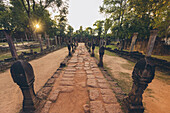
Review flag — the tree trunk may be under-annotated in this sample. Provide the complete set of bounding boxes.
[4,31,18,59]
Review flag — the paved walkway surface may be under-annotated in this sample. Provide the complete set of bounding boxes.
[42,43,122,113]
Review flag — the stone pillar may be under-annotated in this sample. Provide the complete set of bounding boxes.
[55,36,58,46]
[14,38,18,47]
[91,43,95,57]
[129,33,138,52]
[146,30,158,57]
[10,60,39,112]
[58,36,61,46]
[67,43,72,56]
[98,46,105,67]
[88,41,91,52]
[120,40,124,51]
[123,58,155,113]
[21,38,24,46]
[37,34,43,52]
[4,31,18,59]
[71,42,74,52]
[45,34,50,49]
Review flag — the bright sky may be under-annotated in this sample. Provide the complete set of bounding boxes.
[67,0,105,31]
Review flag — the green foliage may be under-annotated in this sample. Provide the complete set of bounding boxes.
[93,20,104,39]
[67,25,74,37]
[0,0,68,39]
[100,0,170,40]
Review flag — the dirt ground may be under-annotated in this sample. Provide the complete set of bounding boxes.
[103,53,170,113]
[0,47,68,113]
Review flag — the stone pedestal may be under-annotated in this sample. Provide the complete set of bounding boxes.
[91,44,95,57]
[88,42,91,52]
[129,33,138,52]
[55,36,58,47]
[98,46,105,67]
[46,34,50,49]
[37,34,43,52]
[123,58,155,113]
[146,30,158,57]
[68,44,72,56]
[10,60,39,112]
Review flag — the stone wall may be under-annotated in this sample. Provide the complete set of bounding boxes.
[122,38,170,55]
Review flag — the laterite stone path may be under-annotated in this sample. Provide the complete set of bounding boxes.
[42,43,122,113]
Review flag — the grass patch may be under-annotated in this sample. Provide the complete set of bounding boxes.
[0,50,29,60]
[0,53,12,60]
[0,42,8,46]
[121,64,133,70]
[151,55,170,62]
[95,46,117,56]
[106,45,118,50]
[94,46,133,94]
[155,71,170,85]
[117,79,132,94]
[104,64,132,94]
[105,50,117,56]
[119,72,131,79]
[146,88,153,94]
[32,47,41,53]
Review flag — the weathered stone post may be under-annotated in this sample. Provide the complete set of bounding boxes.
[14,38,18,47]
[91,43,95,57]
[45,34,50,49]
[129,33,138,52]
[71,42,74,53]
[10,60,39,112]
[21,38,24,46]
[123,58,155,113]
[88,41,91,52]
[58,36,61,46]
[3,31,18,59]
[98,46,105,67]
[37,34,43,52]
[67,41,72,56]
[120,39,125,50]
[55,36,58,47]
[146,30,158,57]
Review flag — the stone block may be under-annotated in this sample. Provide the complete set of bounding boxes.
[87,79,98,88]
[65,68,76,72]
[37,87,52,99]
[100,89,114,96]
[96,76,104,79]
[86,70,93,74]
[45,78,56,87]
[102,95,117,104]
[97,79,107,83]
[64,71,76,74]
[104,104,122,113]
[41,101,52,113]
[89,89,99,101]
[61,77,74,81]
[57,86,74,93]
[90,101,105,113]
[49,89,60,102]
[87,75,95,79]
[63,74,74,78]
[59,80,74,86]
[83,104,90,113]
[98,83,110,89]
